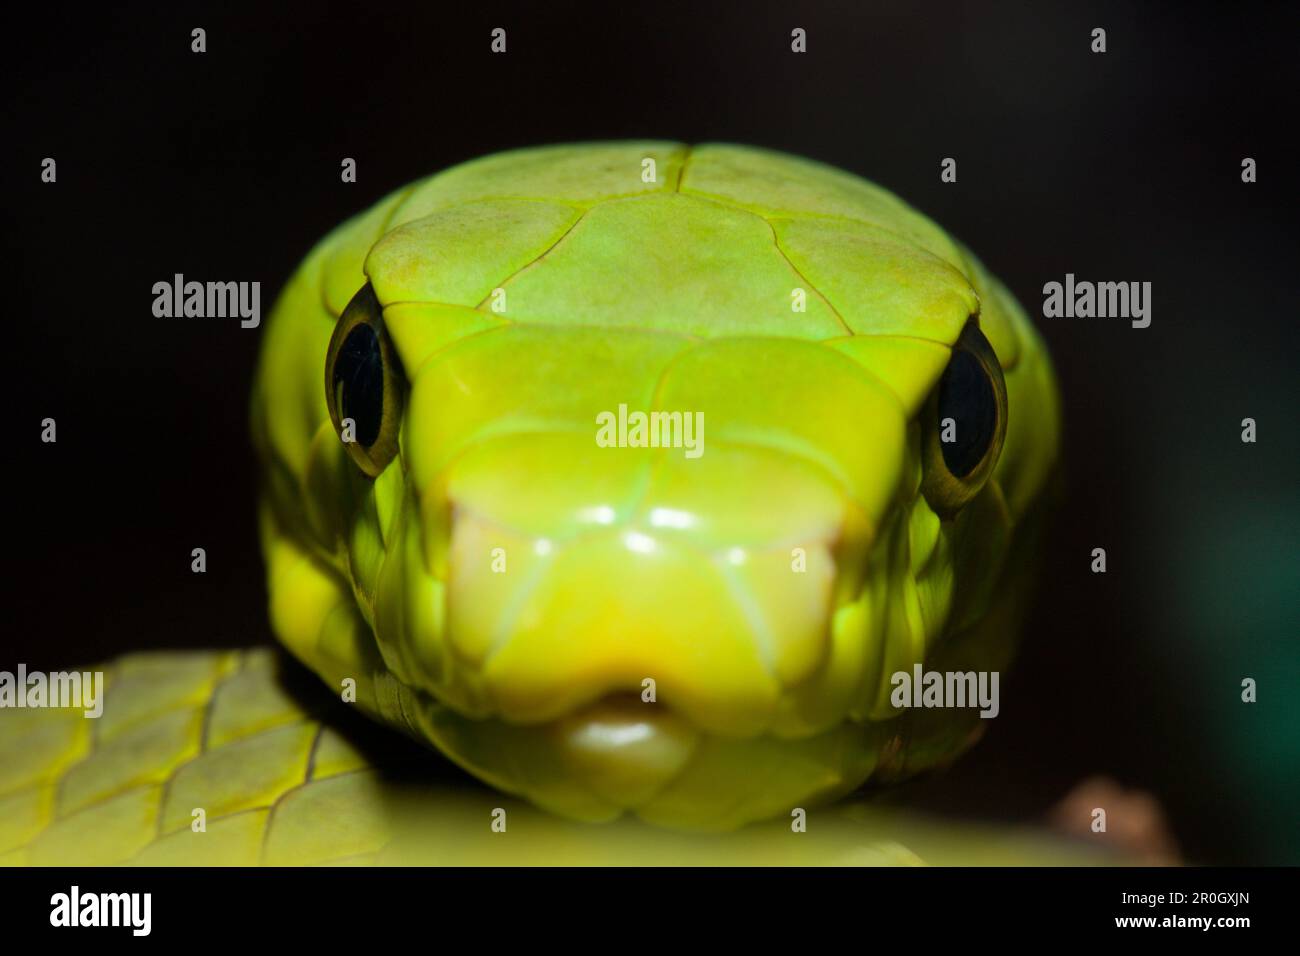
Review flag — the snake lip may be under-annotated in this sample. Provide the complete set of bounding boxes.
[550,692,701,808]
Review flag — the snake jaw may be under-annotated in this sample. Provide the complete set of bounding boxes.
[368,436,1031,829]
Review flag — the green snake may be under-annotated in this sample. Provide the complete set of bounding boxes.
[1,143,1069,865]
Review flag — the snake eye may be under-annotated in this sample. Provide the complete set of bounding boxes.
[324,283,406,477]
[920,322,1008,516]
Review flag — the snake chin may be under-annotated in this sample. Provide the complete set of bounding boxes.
[392,675,907,831]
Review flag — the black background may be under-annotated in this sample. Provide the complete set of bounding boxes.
[7,1,1298,864]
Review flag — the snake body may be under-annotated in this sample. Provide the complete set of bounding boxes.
[2,143,1064,864]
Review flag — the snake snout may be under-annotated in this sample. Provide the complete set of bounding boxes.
[431,444,871,740]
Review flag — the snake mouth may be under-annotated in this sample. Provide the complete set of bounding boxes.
[418,444,871,739]
[409,681,888,829]
[389,469,957,829]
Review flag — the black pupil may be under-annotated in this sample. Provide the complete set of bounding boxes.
[937,348,996,478]
[333,323,384,448]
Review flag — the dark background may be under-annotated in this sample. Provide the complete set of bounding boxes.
[7,1,1298,863]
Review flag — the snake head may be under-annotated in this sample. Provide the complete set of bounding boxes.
[253,143,1061,829]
